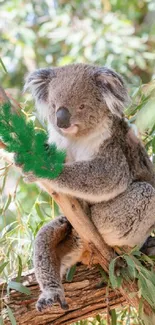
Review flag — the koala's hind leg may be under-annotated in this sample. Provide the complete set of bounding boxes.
[34,216,83,312]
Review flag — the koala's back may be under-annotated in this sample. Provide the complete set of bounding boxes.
[104,117,155,188]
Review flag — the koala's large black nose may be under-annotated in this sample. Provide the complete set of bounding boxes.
[56,107,71,129]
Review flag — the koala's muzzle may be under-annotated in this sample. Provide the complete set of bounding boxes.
[56,107,71,129]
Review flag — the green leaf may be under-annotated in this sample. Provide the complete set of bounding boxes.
[16,256,22,282]
[1,170,8,193]
[0,261,8,274]
[115,275,123,288]
[98,265,108,283]
[66,264,76,282]
[0,58,7,73]
[8,281,31,295]
[132,250,142,257]
[138,275,155,308]
[140,254,154,266]
[0,102,66,180]
[139,265,155,287]
[138,297,144,319]
[120,308,128,320]
[152,137,155,154]
[95,315,101,322]
[123,255,137,279]
[35,203,44,220]
[110,309,117,325]
[7,306,16,325]
[3,194,12,212]
[120,268,131,283]
[132,256,144,268]
[109,259,118,288]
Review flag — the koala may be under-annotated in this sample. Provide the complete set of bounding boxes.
[25,63,155,312]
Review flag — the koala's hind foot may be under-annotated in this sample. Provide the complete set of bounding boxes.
[36,287,69,312]
[34,216,84,311]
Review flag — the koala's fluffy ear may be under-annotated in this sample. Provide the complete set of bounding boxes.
[95,67,130,117]
[24,68,55,120]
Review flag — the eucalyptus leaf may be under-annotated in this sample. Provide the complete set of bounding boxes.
[7,306,16,325]
[95,314,101,322]
[123,255,137,280]
[16,255,22,282]
[140,254,154,266]
[98,265,108,283]
[110,309,117,325]
[109,259,118,289]
[66,264,76,282]
[3,194,12,212]
[35,203,44,220]
[0,58,7,73]
[0,316,4,325]
[8,281,31,295]
[0,261,8,274]
[139,265,155,287]
[138,275,155,308]
[132,250,142,257]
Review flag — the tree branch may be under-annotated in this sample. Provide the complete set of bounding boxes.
[0,266,126,325]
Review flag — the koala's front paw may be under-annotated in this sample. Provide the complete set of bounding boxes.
[23,171,37,184]
[36,288,69,312]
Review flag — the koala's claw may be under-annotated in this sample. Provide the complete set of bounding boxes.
[36,298,51,312]
[57,295,69,310]
[36,290,69,312]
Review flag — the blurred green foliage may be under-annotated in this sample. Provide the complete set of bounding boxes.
[0,0,155,324]
[0,0,155,90]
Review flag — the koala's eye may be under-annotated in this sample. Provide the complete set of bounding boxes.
[52,104,56,109]
[79,104,85,110]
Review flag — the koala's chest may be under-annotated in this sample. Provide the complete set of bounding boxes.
[49,128,101,162]
[67,138,101,162]
[67,143,94,162]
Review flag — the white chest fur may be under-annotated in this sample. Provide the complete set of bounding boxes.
[48,124,110,163]
[68,135,102,162]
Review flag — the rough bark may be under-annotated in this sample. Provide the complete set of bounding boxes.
[0,265,126,325]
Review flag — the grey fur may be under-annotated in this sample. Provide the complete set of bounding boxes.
[25,63,155,311]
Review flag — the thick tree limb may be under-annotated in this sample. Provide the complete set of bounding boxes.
[0,87,154,321]
[0,265,126,325]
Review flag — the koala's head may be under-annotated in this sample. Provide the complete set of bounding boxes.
[25,64,129,138]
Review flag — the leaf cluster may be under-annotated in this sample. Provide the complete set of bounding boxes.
[0,102,66,179]
[109,250,155,316]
